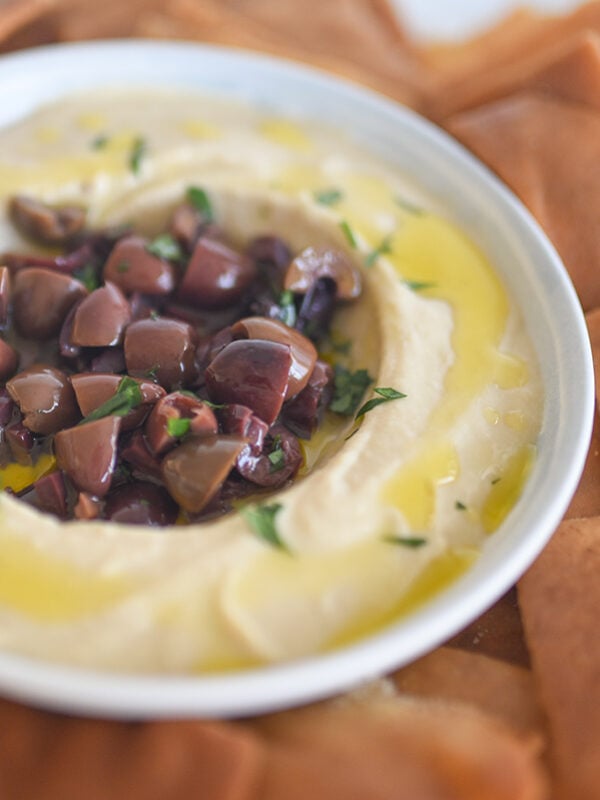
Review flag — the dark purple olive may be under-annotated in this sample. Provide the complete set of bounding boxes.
[218,404,268,456]
[103,235,175,295]
[71,373,165,431]
[0,339,18,381]
[59,300,83,360]
[120,430,163,479]
[295,277,336,342]
[177,238,256,310]
[246,235,291,278]
[124,318,197,390]
[145,392,217,455]
[32,472,67,518]
[282,359,334,439]
[89,347,126,374]
[0,266,11,327]
[12,268,87,339]
[70,282,131,347]
[9,195,86,245]
[162,434,246,513]
[236,425,303,488]
[54,416,121,496]
[6,365,79,435]
[169,202,204,252]
[0,389,14,425]
[231,317,317,399]
[285,246,361,300]
[205,339,291,426]
[74,492,103,520]
[104,481,178,526]
[5,421,33,464]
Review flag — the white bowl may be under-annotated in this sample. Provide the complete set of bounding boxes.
[0,40,594,719]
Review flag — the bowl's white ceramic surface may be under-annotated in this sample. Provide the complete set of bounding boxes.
[0,41,593,719]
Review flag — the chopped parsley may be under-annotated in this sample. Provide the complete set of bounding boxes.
[167,417,192,438]
[403,279,436,292]
[365,234,393,268]
[147,233,183,261]
[91,134,109,150]
[80,377,143,425]
[395,196,424,216]
[73,262,100,292]
[129,136,147,175]
[241,502,289,552]
[277,289,297,327]
[355,387,406,420]
[186,185,214,221]
[383,534,428,548]
[339,219,357,249]
[455,500,467,511]
[329,366,373,416]
[116,261,130,273]
[314,188,343,206]
[268,436,286,473]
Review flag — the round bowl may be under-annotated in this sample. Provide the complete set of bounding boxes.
[0,40,594,718]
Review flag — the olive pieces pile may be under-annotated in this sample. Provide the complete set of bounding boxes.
[0,192,362,525]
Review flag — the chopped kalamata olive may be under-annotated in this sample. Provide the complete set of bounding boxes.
[282,359,334,439]
[59,300,83,360]
[71,373,165,431]
[246,236,291,281]
[0,266,11,327]
[6,365,79,435]
[162,434,246,513]
[5,421,33,464]
[236,425,303,488]
[33,472,68,518]
[0,389,14,425]
[89,347,126,374]
[54,416,121,496]
[205,339,292,425]
[9,195,86,245]
[231,317,317,399]
[120,429,163,479]
[145,392,217,455]
[218,404,268,456]
[0,339,18,381]
[12,268,88,340]
[177,238,256,310]
[104,481,178,526]
[295,277,337,342]
[285,246,361,300]
[169,202,204,252]
[103,235,176,295]
[124,318,197,390]
[74,492,103,521]
[70,282,131,347]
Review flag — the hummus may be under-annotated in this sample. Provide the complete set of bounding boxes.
[0,89,543,672]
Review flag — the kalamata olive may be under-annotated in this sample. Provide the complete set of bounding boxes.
[177,238,256,310]
[89,347,126,374]
[295,277,337,342]
[12,268,87,339]
[74,492,103,521]
[6,365,79,435]
[9,195,86,245]
[103,235,175,295]
[282,359,334,439]
[0,339,18,381]
[145,392,217,455]
[58,300,83,360]
[104,481,178,526]
[231,317,317,399]
[124,318,197,390]
[218,404,268,456]
[54,416,121,497]
[32,472,67,518]
[0,266,11,327]
[236,425,303,488]
[246,235,291,279]
[0,389,14,425]
[169,202,204,252]
[69,282,131,347]
[162,434,246,513]
[71,373,165,430]
[5,421,33,464]
[120,430,163,479]
[205,339,292,426]
[285,246,361,300]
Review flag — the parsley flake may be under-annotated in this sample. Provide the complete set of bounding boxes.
[355,387,406,420]
[241,502,289,552]
[116,261,130,273]
[91,134,109,150]
[383,534,428,548]
[455,500,467,511]
[186,185,214,221]
[395,196,424,216]
[147,233,183,261]
[339,220,357,249]
[277,289,297,327]
[79,377,143,425]
[329,366,373,416]
[314,188,343,206]
[73,262,100,292]
[268,436,286,473]
[129,136,147,175]
[403,279,436,292]
[167,417,192,438]
[365,235,393,268]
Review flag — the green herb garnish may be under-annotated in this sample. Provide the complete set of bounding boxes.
[129,136,147,175]
[365,235,393,268]
[277,289,296,327]
[314,188,343,206]
[116,261,130,273]
[329,366,373,416]
[167,417,192,438]
[73,262,100,292]
[403,279,436,292]
[147,233,183,261]
[383,534,428,548]
[268,436,286,473]
[395,196,424,216]
[186,185,214,221]
[80,377,143,425]
[91,134,109,150]
[339,220,357,249]
[241,502,289,552]
[455,500,467,511]
[355,387,406,419]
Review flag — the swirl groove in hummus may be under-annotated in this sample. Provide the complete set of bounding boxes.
[0,90,543,672]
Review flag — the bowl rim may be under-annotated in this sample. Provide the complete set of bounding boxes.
[0,39,594,719]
